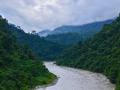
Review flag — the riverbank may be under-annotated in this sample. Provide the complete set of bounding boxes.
[34,62,58,90]
[36,62,115,90]
[34,75,58,90]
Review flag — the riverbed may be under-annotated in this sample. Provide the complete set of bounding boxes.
[36,62,115,90]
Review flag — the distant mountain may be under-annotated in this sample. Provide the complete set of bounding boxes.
[51,19,113,35]
[44,20,113,45]
[39,20,113,37]
[56,16,120,90]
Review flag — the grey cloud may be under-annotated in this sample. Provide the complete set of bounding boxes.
[0,0,120,32]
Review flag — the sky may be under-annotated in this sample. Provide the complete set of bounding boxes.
[0,0,120,32]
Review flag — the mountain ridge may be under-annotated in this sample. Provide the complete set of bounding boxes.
[38,19,113,37]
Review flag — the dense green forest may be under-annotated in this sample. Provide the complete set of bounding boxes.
[0,16,56,90]
[56,15,120,90]
[45,33,82,46]
[8,24,65,60]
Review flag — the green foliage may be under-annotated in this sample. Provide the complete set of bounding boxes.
[9,24,65,60]
[56,15,120,90]
[0,16,56,90]
[45,33,82,46]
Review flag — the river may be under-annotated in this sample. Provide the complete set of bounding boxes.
[36,62,115,90]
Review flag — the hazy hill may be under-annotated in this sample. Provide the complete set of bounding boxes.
[52,20,112,34]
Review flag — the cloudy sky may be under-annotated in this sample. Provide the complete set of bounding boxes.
[0,0,120,32]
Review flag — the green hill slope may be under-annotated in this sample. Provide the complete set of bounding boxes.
[8,24,65,60]
[45,33,82,46]
[56,15,120,90]
[0,16,56,90]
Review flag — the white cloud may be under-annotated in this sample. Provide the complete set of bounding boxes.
[0,0,120,32]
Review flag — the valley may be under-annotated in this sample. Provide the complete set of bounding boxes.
[0,9,120,90]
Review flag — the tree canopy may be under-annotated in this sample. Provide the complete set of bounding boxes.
[0,16,56,90]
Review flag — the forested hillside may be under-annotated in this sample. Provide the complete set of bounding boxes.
[45,33,82,46]
[56,15,120,90]
[0,16,56,90]
[8,24,65,60]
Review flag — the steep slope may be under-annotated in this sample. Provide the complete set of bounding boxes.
[56,16,120,90]
[0,16,56,90]
[8,24,65,60]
